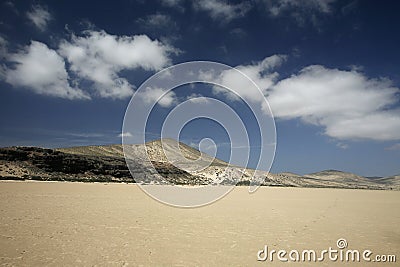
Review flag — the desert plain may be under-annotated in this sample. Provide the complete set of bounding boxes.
[0,181,399,266]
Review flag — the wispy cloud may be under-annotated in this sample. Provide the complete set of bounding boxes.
[193,0,251,23]
[0,128,121,148]
[385,143,400,151]
[118,132,133,138]
[136,13,180,42]
[336,142,349,149]
[262,0,336,28]
[3,1,19,15]
[266,0,335,16]
[160,0,185,11]
[137,13,177,31]
[67,133,105,138]
[0,36,7,59]
[26,5,52,31]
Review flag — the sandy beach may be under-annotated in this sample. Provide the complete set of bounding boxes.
[0,181,398,266]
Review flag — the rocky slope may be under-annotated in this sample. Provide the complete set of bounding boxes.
[0,145,210,185]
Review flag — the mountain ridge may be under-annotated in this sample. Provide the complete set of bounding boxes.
[0,140,399,190]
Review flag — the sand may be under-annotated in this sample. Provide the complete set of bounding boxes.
[0,182,398,266]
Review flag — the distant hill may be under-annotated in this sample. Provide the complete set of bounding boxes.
[370,175,400,187]
[305,169,373,183]
[0,139,399,190]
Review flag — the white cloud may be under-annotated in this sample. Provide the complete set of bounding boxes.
[118,132,133,138]
[194,0,251,22]
[266,0,335,16]
[139,86,178,107]
[136,13,179,41]
[0,37,7,79]
[210,56,400,141]
[3,1,19,15]
[262,0,336,28]
[185,93,210,104]
[160,0,184,9]
[0,36,7,58]
[267,65,400,140]
[67,132,105,138]
[0,36,8,80]
[213,55,287,103]
[26,5,51,31]
[59,30,176,99]
[336,142,348,149]
[5,41,90,100]
[2,29,176,101]
[191,0,335,25]
[138,13,176,30]
[160,0,185,12]
[385,143,400,151]
[230,28,247,38]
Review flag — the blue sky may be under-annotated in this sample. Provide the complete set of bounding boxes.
[0,0,399,177]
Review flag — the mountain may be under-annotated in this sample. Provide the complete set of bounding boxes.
[0,142,210,185]
[0,139,399,190]
[57,138,228,168]
[57,139,236,184]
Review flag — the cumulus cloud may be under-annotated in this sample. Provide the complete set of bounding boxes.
[209,55,400,141]
[5,41,90,100]
[194,0,251,22]
[212,55,287,102]
[26,5,52,31]
[267,65,400,140]
[2,29,176,100]
[59,30,176,99]
[138,86,178,107]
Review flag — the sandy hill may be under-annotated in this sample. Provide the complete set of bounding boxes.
[57,138,228,167]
